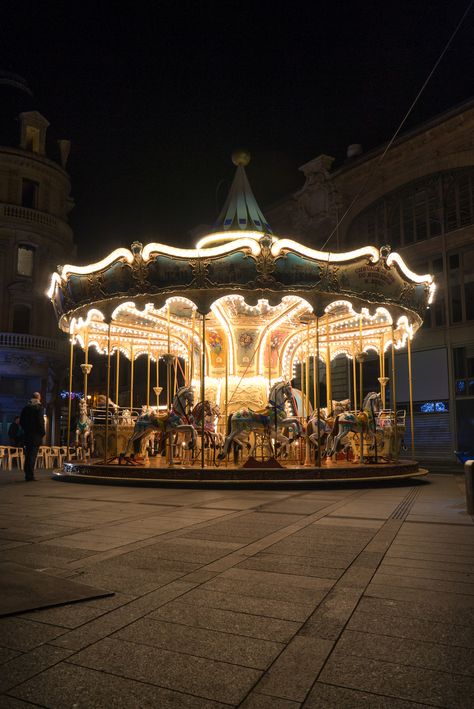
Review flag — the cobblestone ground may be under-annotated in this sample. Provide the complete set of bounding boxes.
[0,470,473,708]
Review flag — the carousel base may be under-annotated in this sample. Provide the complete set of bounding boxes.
[52,458,427,487]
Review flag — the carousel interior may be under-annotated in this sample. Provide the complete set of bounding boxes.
[48,154,435,483]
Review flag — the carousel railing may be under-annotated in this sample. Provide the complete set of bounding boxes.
[90,406,143,425]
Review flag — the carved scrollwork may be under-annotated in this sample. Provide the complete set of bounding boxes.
[254,235,276,285]
[190,258,210,288]
[319,264,340,292]
[130,241,150,291]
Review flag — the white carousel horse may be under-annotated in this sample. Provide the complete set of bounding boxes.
[75,398,93,459]
[325,392,382,460]
[284,388,351,458]
[122,385,196,462]
[217,381,302,462]
[188,401,223,463]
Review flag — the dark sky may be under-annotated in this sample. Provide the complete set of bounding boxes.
[1,1,473,261]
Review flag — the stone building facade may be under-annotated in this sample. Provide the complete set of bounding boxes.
[0,74,75,443]
[267,100,474,461]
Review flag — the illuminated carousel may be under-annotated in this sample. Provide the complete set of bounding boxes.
[48,152,435,484]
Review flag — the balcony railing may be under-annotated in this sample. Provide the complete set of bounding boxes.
[0,332,68,354]
[1,203,58,228]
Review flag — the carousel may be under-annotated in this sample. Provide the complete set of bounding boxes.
[48,152,435,484]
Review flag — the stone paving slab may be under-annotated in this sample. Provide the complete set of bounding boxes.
[347,608,474,648]
[148,597,301,641]
[114,616,284,668]
[334,628,474,676]
[8,663,228,708]
[318,653,474,708]
[0,471,473,708]
[68,636,261,704]
[304,682,436,708]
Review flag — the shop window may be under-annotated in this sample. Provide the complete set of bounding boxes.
[12,305,30,333]
[21,178,38,208]
[453,347,466,379]
[17,245,34,277]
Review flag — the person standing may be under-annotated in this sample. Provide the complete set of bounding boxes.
[8,416,23,446]
[19,392,45,481]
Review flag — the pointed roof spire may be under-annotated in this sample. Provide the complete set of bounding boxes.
[213,150,272,234]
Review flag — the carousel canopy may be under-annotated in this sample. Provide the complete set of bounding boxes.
[47,155,435,384]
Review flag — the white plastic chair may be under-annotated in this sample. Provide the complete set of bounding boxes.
[5,446,24,470]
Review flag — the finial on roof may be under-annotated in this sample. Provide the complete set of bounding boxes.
[213,151,272,234]
[231,149,251,166]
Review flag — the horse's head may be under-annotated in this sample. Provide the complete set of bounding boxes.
[363,392,382,413]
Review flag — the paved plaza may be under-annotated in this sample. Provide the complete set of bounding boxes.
[0,470,473,708]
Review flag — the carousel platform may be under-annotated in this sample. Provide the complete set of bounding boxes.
[52,458,427,487]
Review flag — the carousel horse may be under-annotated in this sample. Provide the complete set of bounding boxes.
[285,389,351,457]
[217,381,302,462]
[325,392,382,460]
[122,385,195,462]
[75,398,93,459]
[190,401,223,463]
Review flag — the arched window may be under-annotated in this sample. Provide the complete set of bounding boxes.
[347,168,474,248]
[12,305,31,333]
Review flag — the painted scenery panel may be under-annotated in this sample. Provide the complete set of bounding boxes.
[207,252,258,285]
[274,253,320,287]
[148,255,194,288]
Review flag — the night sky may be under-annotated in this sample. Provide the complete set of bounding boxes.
[1,2,473,261]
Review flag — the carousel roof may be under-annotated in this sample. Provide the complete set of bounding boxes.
[48,155,436,342]
[212,150,272,235]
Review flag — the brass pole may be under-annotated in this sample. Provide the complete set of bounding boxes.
[156,354,160,406]
[326,315,332,411]
[66,335,74,460]
[313,323,317,411]
[130,347,134,411]
[104,322,112,464]
[224,341,229,443]
[391,327,398,462]
[167,303,171,409]
[190,309,196,383]
[407,334,415,459]
[173,355,178,396]
[352,342,358,412]
[268,334,271,393]
[146,337,151,408]
[84,330,89,400]
[201,312,206,469]
[359,316,363,408]
[304,321,311,466]
[306,321,310,414]
[316,316,321,467]
[115,340,120,407]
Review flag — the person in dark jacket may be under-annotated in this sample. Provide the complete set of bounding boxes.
[8,416,23,446]
[19,392,45,481]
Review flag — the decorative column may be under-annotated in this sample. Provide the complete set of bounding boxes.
[66,335,75,460]
[104,322,112,464]
[146,337,151,408]
[201,312,206,469]
[316,316,321,467]
[407,333,415,459]
[326,315,332,412]
[391,327,399,462]
[80,364,93,403]
[378,334,388,409]
[130,346,135,411]
[115,341,120,407]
